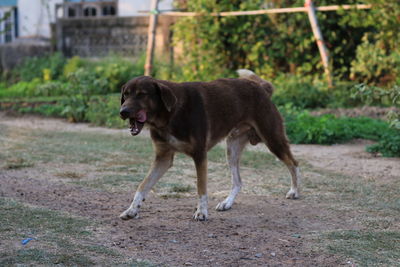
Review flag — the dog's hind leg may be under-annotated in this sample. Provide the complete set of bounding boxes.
[254,118,301,199]
[120,147,174,220]
[216,130,249,211]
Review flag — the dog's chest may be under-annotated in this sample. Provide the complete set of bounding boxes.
[167,134,191,152]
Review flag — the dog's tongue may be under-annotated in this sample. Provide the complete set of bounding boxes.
[136,110,147,123]
[129,110,146,136]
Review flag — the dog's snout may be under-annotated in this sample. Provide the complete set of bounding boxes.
[120,107,131,119]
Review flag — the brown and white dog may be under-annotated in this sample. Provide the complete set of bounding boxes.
[119,70,300,221]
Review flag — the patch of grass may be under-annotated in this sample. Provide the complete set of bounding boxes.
[55,171,84,179]
[3,157,34,169]
[302,165,400,213]
[72,174,143,190]
[0,126,153,165]
[0,248,95,266]
[0,198,131,266]
[208,145,278,168]
[169,184,193,193]
[325,230,400,266]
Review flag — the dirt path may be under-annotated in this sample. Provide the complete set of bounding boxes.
[1,112,399,266]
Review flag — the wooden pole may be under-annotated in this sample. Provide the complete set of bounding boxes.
[305,0,332,87]
[144,0,159,76]
[140,4,372,17]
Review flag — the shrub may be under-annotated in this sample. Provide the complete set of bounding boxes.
[272,75,331,109]
[350,36,399,86]
[93,55,144,92]
[353,84,400,129]
[17,104,65,118]
[35,81,70,97]
[14,52,66,82]
[352,83,400,157]
[63,56,85,78]
[85,95,126,128]
[367,131,400,157]
[282,106,389,145]
[0,79,42,98]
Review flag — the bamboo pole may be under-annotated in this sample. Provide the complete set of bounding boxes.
[305,0,333,87]
[144,0,159,76]
[141,4,371,17]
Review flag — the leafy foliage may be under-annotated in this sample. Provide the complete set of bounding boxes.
[366,132,400,157]
[172,0,386,81]
[13,53,66,82]
[350,35,400,85]
[353,84,400,129]
[0,79,42,98]
[85,95,126,128]
[272,75,330,109]
[281,106,389,145]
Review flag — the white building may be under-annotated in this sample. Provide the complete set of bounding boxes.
[0,0,174,44]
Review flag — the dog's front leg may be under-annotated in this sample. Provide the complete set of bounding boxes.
[193,155,208,221]
[120,149,174,220]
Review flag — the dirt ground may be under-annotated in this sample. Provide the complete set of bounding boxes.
[1,112,399,266]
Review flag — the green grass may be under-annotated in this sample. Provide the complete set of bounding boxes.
[208,145,278,168]
[3,157,34,169]
[0,125,153,165]
[325,230,400,266]
[0,198,126,266]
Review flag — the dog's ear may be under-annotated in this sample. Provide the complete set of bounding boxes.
[120,85,126,106]
[157,82,177,112]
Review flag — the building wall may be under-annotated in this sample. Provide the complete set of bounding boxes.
[18,0,62,38]
[56,15,175,58]
[17,0,174,39]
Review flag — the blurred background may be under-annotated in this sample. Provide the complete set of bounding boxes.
[0,0,398,156]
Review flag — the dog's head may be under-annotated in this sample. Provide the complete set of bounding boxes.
[120,76,177,136]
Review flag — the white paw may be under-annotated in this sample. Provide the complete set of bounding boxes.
[286,188,299,199]
[193,208,208,221]
[119,208,139,220]
[215,200,233,211]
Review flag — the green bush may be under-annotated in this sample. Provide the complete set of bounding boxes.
[367,131,400,157]
[353,84,400,129]
[351,83,400,157]
[63,56,85,78]
[14,53,66,82]
[93,55,144,93]
[85,95,126,128]
[0,79,42,98]
[17,104,65,118]
[35,81,70,97]
[282,107,389,145]
[350,36,399,86]
[272,75,330,109]
[172,0,391,82]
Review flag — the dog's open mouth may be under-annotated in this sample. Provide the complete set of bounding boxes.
[130,110,147,136]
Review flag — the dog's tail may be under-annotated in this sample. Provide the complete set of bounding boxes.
[237,69,274,98]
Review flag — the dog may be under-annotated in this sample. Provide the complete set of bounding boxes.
[119,70,300,221]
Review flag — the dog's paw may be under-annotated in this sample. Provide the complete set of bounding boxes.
[193,208,208,221]
[286,188,299,199]
[119,208,139,220]
[215,200,232,211]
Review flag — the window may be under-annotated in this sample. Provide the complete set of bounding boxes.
[84,7,97,17]
[68,7,76,17]
[102,5,115,16]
